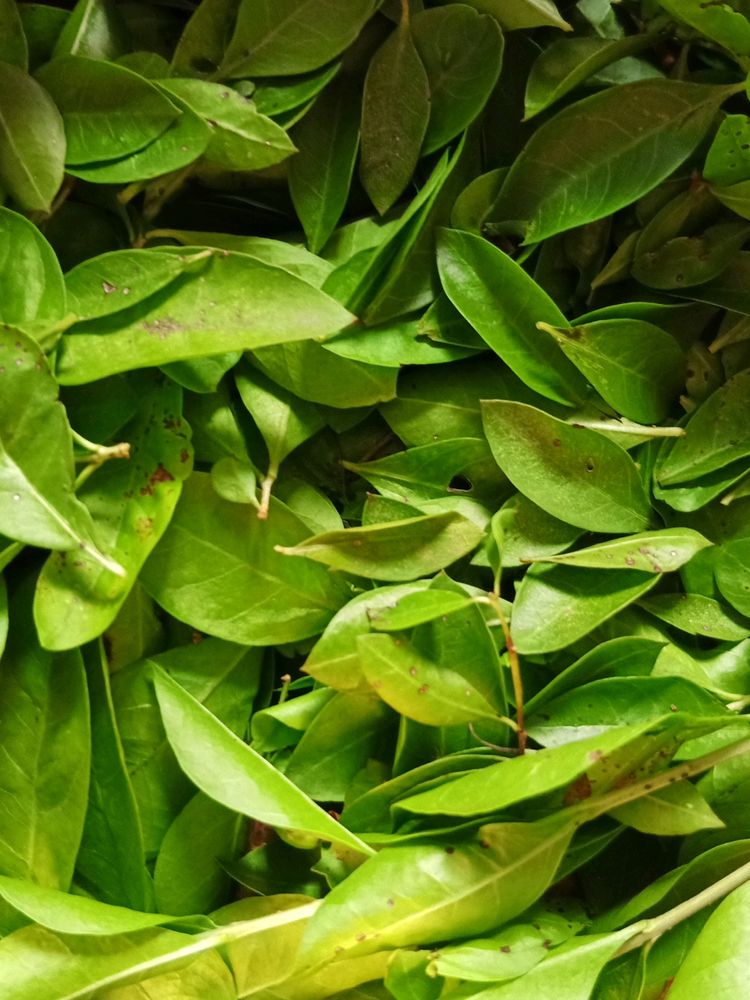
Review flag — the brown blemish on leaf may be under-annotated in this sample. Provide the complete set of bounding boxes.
[140,463,175,495]
[143,317,183,340]
[564,773,593,805]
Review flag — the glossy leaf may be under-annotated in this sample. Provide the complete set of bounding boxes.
[529,529,711,573]
[0,61,65,212]
[359,633,498,725]
[153,667,374,856]
[0,207,66,328]
[538,318,685,423]
[56,251,355,384]
[437,229,587,405]
[219,0,376,77]
[277,512,484,581]
[640,592,750,640]
[35,56,180,165]
[482,400,653,533]
[360,17,430,215]
[491,81,732,243]
[412,5,504,155]
[34,377,193,650]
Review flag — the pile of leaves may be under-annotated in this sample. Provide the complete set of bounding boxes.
[6,0,750,996]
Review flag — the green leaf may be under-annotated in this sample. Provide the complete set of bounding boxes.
[219,0,376,77]
[0,61,65,212]
[112,638,262,855]
[358,632,498,726]
[54,0,129,61]
[397,718,684,817]
[154,792,243,916]
[490,81,732,243]
[35,56,180,165]
[705,115,750,186]
[657,370,750,486]
[538,318,685,423]
[56,251,355,384]
[235,360,324,514]
[141,472,351,645]
[529,528,711,573]
[0,588,89,890]
[76,642,153,912]
[716,539,750,617]
[367,589,475,631]
[34,378,194,650]
[0,575,6,660]
[289,74,362,254]
[669,880,750,999]
[171,0,242,78]
[658,0,750,56]
[0,896,316,1000]
[0,326,120,571]
[284,691,393,801]
[159,78,296,170]
[482,400,653,533]
[412,5,503,155]
[639,593,750,640]
[277,512,484,582]
[65,249,194,323]
[360,17,430,215]
[462,929,637,1000]
[465,0,570,31]
[511,564,660,655]
[67,95,210,184]
[300,815,576,961]
[609,780,724,836]
[0,0,28,68]
[0,207,66,329]
[437,230,587,405]
[153,667,374,856]
[525,35,657,119]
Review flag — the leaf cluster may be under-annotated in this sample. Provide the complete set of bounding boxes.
[4,1,750,998]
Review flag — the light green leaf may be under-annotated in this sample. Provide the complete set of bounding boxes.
[716,539,750,617]
[610,780,724,836]
[76,642,153,912]
[482,400,653,533]
[658,0,750,56]
[35,55,180,165]
[359,633,498,726]
[639,593,750,641]
[465,0,570,31]
[360,18,430,215]
[538,318,685,423]
[34,378,193,650]
[141,473,351,645]
[300,816,575,961]
[367,589,474,631]
[56,251,355,384]
[669,880,750,999]
[491,81,732,243]
[171,0,242,77]
[511,564,659,655]
[0,326,120,572]
[277,512,484,582]
[437,229,587,405]
[530,529,711,573]
[219,0,376,77]
[657,369,750,486]
[0,589,89,891]
[159,78,296,170]
[525,34,658,118]
[705,115,750,186]
[154,792,243,917]
[0,207,66,329]
[153,667,374,856]
[0,61,65,212]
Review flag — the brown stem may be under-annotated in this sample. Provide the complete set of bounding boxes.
[488,591,526,753]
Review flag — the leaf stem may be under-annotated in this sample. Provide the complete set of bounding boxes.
[568,420,685,438]
[400,0,410,26]
[258,470,277,520]
[616,857,750,957]
[487,591,526,753]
